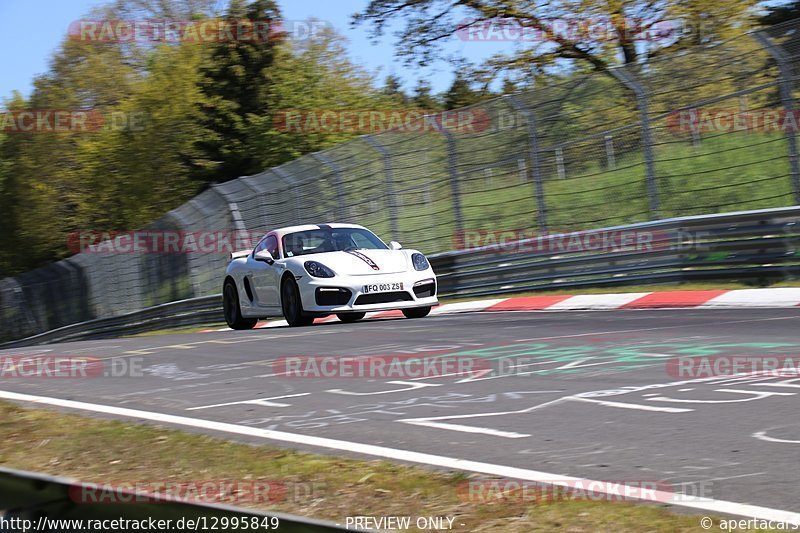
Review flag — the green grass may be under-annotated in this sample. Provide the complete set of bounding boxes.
[360,132,798,255]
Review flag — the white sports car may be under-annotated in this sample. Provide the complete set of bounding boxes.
[222,223,438,328]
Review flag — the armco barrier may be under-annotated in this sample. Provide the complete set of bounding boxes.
[0,467,352,532]
[429,205,800,298]
[0,296,221,348]
[2,206,798,347]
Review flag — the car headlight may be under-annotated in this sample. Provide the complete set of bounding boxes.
[412,253,430,271]
[304,261,335,278]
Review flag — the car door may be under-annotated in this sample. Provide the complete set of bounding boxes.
[249,234,281,309]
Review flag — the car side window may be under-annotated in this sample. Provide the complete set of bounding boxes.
[253,235,279,259]
[265,235,279,259]
[253,237,268,256]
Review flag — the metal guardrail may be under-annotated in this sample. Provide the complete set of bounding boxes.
[0,467,353,532]
[0,296,222,349]
[2,206,798,348]
[429,205,800,298]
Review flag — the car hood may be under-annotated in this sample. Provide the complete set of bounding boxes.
[298,250,409,275]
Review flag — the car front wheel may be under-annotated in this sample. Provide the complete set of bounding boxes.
[281,277,314,327]
[402,306,431,319]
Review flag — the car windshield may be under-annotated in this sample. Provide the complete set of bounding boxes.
[282,228,388,257]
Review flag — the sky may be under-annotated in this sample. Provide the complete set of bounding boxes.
[0,0,513,103]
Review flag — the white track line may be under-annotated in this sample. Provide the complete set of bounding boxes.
[187,393,310,410]
[1,389,798,524]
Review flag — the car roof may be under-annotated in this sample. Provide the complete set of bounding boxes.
[270,223,367,237]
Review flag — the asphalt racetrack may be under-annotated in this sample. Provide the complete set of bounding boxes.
[2,308,800,522]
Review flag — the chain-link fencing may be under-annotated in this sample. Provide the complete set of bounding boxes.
[3,21,800,342]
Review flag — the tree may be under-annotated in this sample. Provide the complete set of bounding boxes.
[759,1,800,26]
[77,41,211,230]
[412,79,440,110]
[0,2,214,275]
[353,0,759,74]
[443,73,484,109]
[382,74,408,104]
[247,22,386,166]
[500,77,517,95]
[195,0,283,183]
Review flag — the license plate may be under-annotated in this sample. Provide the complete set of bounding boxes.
[362,282,403,294]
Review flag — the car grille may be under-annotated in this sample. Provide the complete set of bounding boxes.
[315,287,352,306]
[355,291,414,305]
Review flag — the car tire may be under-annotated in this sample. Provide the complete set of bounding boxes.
[223,280,258,330]
[402,306,431,319]
[337,312,366,323]
[281,276,314,327]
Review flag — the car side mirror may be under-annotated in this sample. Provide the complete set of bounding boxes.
[254,250,274,264]
[389,241,402,250]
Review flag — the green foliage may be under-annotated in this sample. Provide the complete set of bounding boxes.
[354,0,760,75]
[0,0,793,284]
[194,0,282,183]
[382,74,409,105]
[246,24,389,167]
[412,79,441,109]
[0,3,395,277]
[443,73,486,109]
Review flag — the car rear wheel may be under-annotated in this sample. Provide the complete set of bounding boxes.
[402,306,431,319]
[337,312,366,323]
[281,277,314,327]
[223,280,258,330]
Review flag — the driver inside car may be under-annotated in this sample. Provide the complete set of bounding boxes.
[334,233,354,251]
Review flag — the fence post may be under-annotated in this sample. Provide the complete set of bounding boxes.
[555,148,566,180]
[690,108,702,149]
[363,135,401,242]
[605,135,616,169]
[210,184,247,233]
[312,152,348,221]
[272,167,302,225]
[239,173,275,231]
[517,159,527,184]
[505,95,548,231]
[753,32,800,204]
[438,125,465,237]
[166,209,201,297]
[609,67,661,219]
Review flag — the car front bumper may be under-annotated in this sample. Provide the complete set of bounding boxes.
[297,270,438,314]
